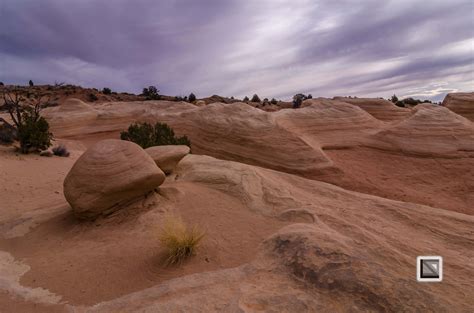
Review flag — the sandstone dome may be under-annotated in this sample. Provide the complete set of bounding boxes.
[333,96,410,122]
[64,139,165,219]
[42,98,99,137]
[367,104,474,157]
[442,92,474,121]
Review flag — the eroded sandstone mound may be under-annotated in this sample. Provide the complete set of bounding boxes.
[145,145,190,174]
[63,139,165,219]
[171,102,338,177]
[367,104,474,157]
[442,92,474,121]
[275,99,383,148]
[333,96,410,122]
[42,98,99,137]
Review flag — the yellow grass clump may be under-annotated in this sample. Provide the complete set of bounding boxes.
[159,214,205,265]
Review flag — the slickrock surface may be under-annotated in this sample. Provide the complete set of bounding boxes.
[42,98,99,137]
[145,145,190,174]
[78,155,473,312]
[171,102,338,177]
[366,104,474,157]
[63,139,165,219]
[334,96,411,122]
[442,92,474,121]
[2,94,473,312]
[275,99,383,147]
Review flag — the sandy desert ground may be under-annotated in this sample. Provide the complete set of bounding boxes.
[0,92,473,312]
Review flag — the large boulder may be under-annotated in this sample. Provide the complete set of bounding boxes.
[64,139,165,219]
[145,145,190,174]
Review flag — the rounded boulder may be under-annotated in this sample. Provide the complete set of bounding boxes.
[64,139,165,219]
[145,145,190,174]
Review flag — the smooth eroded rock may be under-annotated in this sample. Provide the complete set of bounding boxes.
[64,139,165,219]
[145,145,190,174]
[442,92,474,121]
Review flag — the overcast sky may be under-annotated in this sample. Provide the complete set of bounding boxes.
[1,0,473,101]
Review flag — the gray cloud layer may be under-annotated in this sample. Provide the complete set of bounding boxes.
[1,0,472,101]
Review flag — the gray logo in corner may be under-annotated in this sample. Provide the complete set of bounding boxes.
[417,256,443,282]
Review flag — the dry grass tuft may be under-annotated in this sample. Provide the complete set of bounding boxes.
[159,214,205,265]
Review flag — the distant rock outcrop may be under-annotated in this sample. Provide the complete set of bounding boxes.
[333,97,410,122]
[64,139,165,219]
[145,145,190,174]
[275,99,383,148]
[442,92,474,121]
[367,104,474,157]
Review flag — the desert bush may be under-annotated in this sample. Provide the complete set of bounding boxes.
[52,144,70,157]
[0,82,4,86]
[120,122,191,149]
[188,93,196,102]
[251,94,261,102]
[159,214,205,265]
[391,94,398,103]
[29,80,34,87]
[2,89,52,153]
[243,96,249,102]
[395,101,405,108]
[88,93,98,102]
[293,94,303,108]
[142,86,161,100]
[307,94,313,99]
[102,87,112,95]
[0,118,17,144]
[17,114,52,153]
[270,98,278,105]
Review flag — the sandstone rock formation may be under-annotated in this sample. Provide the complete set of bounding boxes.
[42,98,99,137]
[275,99,383,148]
[442,92,474,121]
[81,155,474,312]
[367,104,474,157]
[194,100,206,107]
[171,102,339,178]
[333,96,410,122]
[63,139,165,219]
[145,145,190,174]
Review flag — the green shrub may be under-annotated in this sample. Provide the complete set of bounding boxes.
[395,101,405,108]
[142,86,161,100]
[120,122,191,149]
[0,119,17,144]
[243,96,249,102]
[270,98,278,105]
[88,93,98,102]
[17,113,52,153]
[1,89,52,153]
[293,94,303,108]
[251,94,261,102]
[391,94,398,103]
[188,93,196,102]
[102,87,112,95]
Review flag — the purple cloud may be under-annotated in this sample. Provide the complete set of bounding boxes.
[0,0,472,102]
